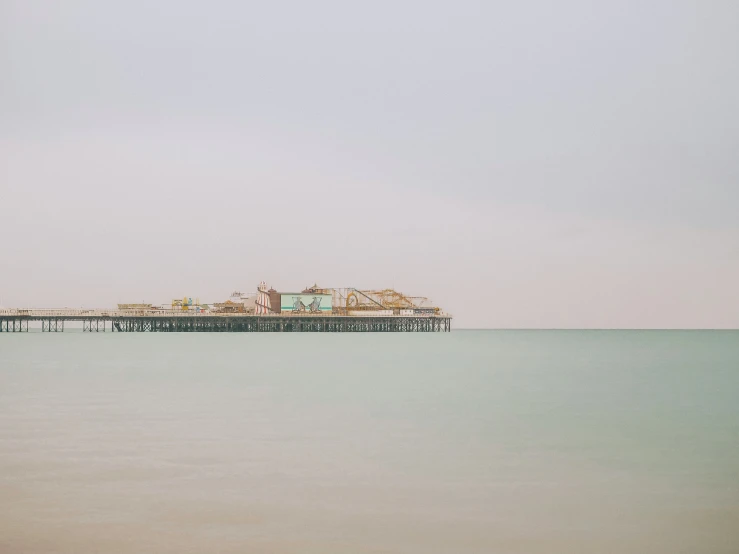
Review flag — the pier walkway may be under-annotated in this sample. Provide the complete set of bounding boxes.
[0,310,451,333]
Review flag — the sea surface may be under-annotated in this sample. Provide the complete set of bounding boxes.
[0,330,737,554]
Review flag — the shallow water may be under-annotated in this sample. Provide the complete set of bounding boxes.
[1,331,738,553]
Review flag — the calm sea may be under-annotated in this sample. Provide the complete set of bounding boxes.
[1,330,737,553]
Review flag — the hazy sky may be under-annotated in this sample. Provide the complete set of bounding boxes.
[1,0,738,328]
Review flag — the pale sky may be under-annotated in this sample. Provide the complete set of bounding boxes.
[1,0,738,328]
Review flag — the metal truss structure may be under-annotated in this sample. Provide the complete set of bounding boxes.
[0,314,451,333]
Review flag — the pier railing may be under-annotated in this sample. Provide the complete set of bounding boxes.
[0,309,275,317]
[0,309,449,318]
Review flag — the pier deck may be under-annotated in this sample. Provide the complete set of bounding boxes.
[0,310,451,333]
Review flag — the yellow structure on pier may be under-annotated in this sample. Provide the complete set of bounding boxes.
[171,297,200,311]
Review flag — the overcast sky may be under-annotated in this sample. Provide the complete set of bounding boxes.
[1,0,738,328]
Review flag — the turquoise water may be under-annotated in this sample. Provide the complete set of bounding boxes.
[1,331,737,553]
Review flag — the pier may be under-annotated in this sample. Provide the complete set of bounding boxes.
[0,310,452,333]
